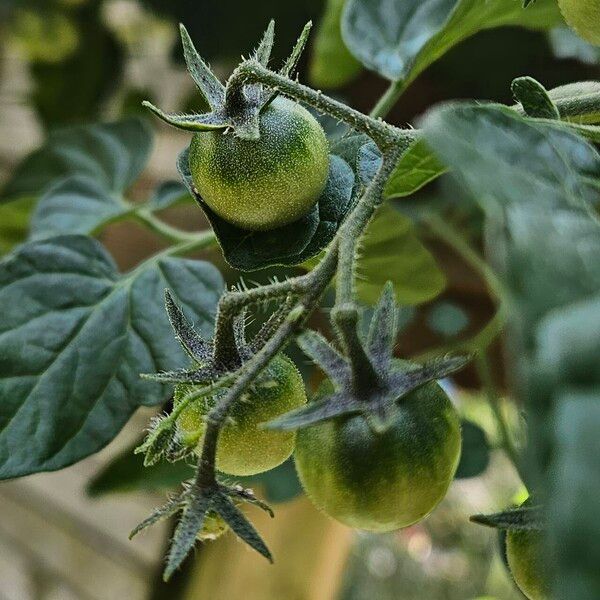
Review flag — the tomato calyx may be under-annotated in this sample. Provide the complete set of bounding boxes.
[142,21,312,141]
[135,289,295,467]
[130,480,274,580]
[470,503,545,531]
[267,282,471,433]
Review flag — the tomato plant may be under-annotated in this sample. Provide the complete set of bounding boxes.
[1,0,599,597]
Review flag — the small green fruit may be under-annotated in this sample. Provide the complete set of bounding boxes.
[197,512,229,541]
[189,96,329,231]
[558,0,600,46]
[176,354,307,476]
[506,526,550,600]
[294,373,462,531]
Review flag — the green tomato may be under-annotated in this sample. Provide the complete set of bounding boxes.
[189,96,330,231]
[176,354,307,476]
[294,368,461,531]
[506,524,550,600]
[558,0,600,46]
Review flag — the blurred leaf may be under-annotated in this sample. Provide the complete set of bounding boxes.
[549,26,600,66]
[422,103,600,211]
[1,117,153,204]
[0,235,223,479]
[455,420,490,479]
[0,198,36,255]
[148,181,191,212]
[88,444,195,496]
[427,301,469,337]
[178,148,355,271]
[29,2,124,126]
[423,100,600,600]
[547,81,600,124]
[356,205,446,305]
[309,0,362,89]
[30,176,133,240]
[384,138,446,199]
[342,0,560,83]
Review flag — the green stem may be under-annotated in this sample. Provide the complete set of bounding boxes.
[135,210,216,246]
[227,60,414,151]
[369,80,407,120]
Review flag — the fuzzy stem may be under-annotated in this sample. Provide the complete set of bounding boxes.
[226,60,415,150]
[196,246,340,486]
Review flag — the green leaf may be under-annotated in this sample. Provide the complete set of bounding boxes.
[356,205,446,305]
[309,0,362,89]
[30,176,134,240]
[178,147,355,271]
[511,76,560,119]
[422,103,600,211]
[548,391,600,600]
[147,181,191,212]
[1,118,153,204]
[384,138,446,198]
[87,443,194,496]
[342,0,560,84]
[455,420,490,479]
[0,235,223,479]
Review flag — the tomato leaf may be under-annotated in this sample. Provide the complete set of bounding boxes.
[342,0,560,84]
[0,235,223,479]
[177,147,355,271]
[511,76,560,120]
[356,205,446,305]
[1,118,152,204]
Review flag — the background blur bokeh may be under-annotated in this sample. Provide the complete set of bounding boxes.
[0,1,597,599]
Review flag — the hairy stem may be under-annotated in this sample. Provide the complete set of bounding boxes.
[227,60,415,150]
[196,246,339,485]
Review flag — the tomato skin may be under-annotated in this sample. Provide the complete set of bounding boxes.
[189,96,330,231]
[506,525,550,600]
[294,371,461,531]
[558,0,600,46]
[176,354,307,476]
[197,512,229,541]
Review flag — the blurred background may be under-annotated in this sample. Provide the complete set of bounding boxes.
[0,1,598,599]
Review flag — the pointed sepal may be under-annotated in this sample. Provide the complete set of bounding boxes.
[164,290,212,362]
[179,24,225,109]
[135,415,177,466]
[142,101,230,132]
[367,281,398,366]
[212,493,273,562]
[296,330,348,386]
[254,20,275,66]
[470,504,544,531]
[129,490,189,539]
[264,392,362,431]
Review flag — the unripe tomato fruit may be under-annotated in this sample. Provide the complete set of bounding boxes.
[506,519,550,599]
[189,96,330,231]
[294,368,461,531]
[176,354,307,476]
[558,0,600,46]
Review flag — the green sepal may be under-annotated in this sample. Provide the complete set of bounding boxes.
[179,24,225,110]
[177,146,355,271]
[470,505,545,531]
[131,482,273,581]
[512,76,560,120]
[266,285,471,432]
[142,101,230,132]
